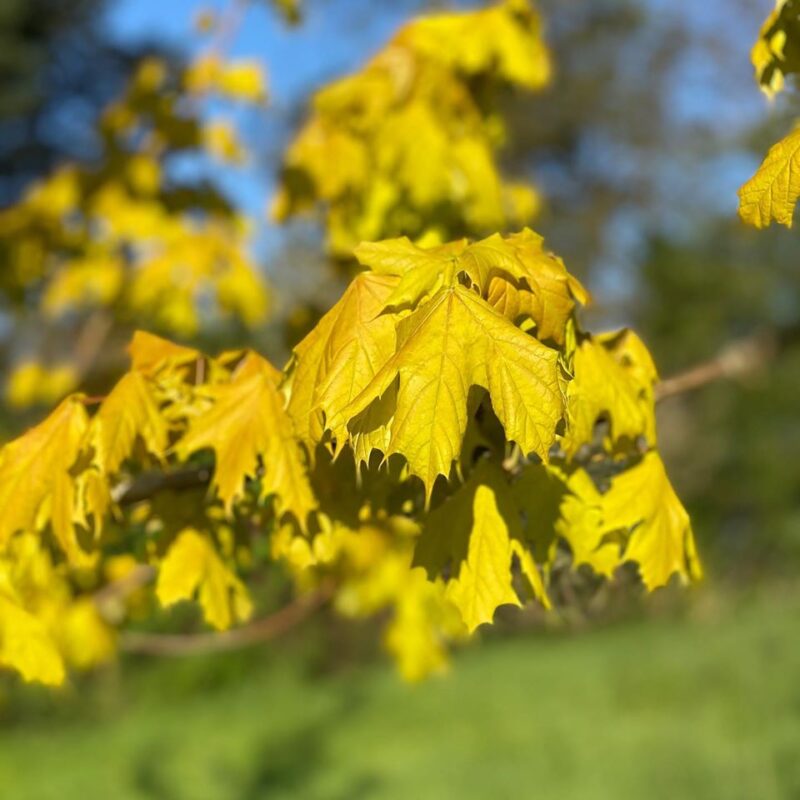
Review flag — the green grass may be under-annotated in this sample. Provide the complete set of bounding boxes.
[1,586,799,799]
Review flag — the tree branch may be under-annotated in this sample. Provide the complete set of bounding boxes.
[89,324,800,659]
[119,584,333,657]
[108,324,800,507]
[654,330,778,401]
[114,466,212,505]
[73,310,114,380]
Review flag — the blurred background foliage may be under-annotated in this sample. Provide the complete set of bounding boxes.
[2,0,800,797]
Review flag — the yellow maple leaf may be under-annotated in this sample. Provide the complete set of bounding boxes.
[444,484,522,631]
[287,272,399,450]
[330,285,564,498]
[415,464,549,632]
[127,330,199,376]
[0,595,65,685]
[597,328,658,388]
[399,0,551,90]
[739,125,800,229]
[485,228,589,344]
[563,334,656,457]
[353,237,468,310]
[274,2,550,254]
[92,371,168,474]
[156,528,252,630]
[556,469,621,578]
[603,452,702,591]
[176,352,317,526]
[512,463,622,578]
[354,231,579,314]
[355,230,588,346]
[0,396,89,562]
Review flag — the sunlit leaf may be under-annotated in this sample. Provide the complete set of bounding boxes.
[330,285,564,498]
[157,528,252,630]
[176,353,316,526]
[0,396,89,562]
[739,125,800,229]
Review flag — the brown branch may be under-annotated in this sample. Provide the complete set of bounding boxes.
[114,467,213,506]
[119,584,333,657]
[90,326,800,658]
[655,329,779,401]
[107,325,800,507]
[73,310,114,379]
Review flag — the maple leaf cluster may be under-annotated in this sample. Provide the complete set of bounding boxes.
[272,0,549,255]
[0,231,700,685]
[0,0,717,687]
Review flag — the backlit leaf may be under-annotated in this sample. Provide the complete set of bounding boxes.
[750,0,800,96]
[127,331,199,376]
[176,353,316,526]
[415,464,550,631]
[0,396,89,562]
[92,371,168,474]
[603,452,702,590]
[563,334,656,457]
[287,272,399,452]
[738,125,800,229]
[330,285,564,498]
[157,528,252,630]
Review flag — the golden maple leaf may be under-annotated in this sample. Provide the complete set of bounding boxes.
[157,528,252,630]
[329,285,564,498]
[176,352,316,527]
[91,370,168,474]
[603,452,702,590]
[127,330,200,376]
[563,334,657,457]
[415,463,549,632]
[0,396,89,562]
[739,125,800,229]
[287,272,399,452]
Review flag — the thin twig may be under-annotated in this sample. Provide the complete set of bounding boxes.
[114,467,212,505]
[109,326,800,507]
[655,330,777,401]
[208,0,251,57]
[93,327,800,658]
[73,310,114,380]
[119,584,333,657]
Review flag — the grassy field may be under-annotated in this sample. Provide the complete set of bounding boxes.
[0,585,798,800]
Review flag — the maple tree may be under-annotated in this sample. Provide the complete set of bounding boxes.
[0,0,718,687]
